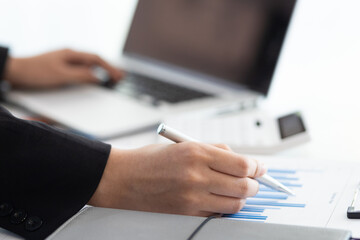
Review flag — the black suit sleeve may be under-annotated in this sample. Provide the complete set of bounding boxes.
[0,46,9,100]
[0,47,7,78]
[0,106,111,239]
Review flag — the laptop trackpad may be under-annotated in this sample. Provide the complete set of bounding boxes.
[7,85,162,139]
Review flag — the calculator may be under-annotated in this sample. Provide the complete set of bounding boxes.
[348,182,360,219]
[163,109,310,154]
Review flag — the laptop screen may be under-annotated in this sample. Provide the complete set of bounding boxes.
[124,0,297,95]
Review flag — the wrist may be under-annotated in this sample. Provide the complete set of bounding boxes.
[4,57,23,86]
[88,147,131,208]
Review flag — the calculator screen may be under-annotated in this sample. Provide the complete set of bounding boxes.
[278,113,306,139]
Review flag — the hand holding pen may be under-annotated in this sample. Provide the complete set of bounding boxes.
[91,123,275,217]
[157,123,294,196]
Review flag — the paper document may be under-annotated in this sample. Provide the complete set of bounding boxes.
[223,156,360,237]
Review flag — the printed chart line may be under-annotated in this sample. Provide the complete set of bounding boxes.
[223,168,306,221]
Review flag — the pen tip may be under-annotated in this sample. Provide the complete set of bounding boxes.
[157,123,165,135]
[283,187,296,196]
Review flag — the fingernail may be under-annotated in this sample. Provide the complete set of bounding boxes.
[259,162,267,176]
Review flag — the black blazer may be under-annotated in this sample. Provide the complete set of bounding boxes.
[0,105,110,239]
[0,46,9,100]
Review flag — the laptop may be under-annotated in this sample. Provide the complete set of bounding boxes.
[8,0,297,139]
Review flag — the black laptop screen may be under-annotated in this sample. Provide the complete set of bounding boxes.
[123,0,296,95]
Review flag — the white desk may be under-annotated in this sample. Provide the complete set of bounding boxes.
[105,95,360,164]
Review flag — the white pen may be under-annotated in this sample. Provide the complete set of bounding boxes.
[157,123,295,196]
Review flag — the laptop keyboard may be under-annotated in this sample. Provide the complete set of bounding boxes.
[110,73,213,104]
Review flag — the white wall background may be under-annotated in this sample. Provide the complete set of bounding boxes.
[0,0,360,161]
[0,0,137,60]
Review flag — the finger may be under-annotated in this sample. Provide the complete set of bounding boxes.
[212,143,232,151]
[200,194,246,214]
[63,67,99,84]
[94,57,124,82]
[65,50,124,81]
[206,145,266,178]
[207,170,259,198]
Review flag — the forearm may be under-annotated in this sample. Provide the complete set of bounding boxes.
[0,47,32,88]
[88,147,126,208]
[0,49,123,89]
[1,56,24,87]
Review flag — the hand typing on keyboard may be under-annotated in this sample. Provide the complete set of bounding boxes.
[5,49,124,88]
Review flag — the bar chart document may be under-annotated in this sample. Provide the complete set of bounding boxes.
[223,156,360,237]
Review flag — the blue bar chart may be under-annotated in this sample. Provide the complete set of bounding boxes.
[223,168,306,221]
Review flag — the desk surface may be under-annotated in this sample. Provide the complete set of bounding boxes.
[105,96,360,164]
